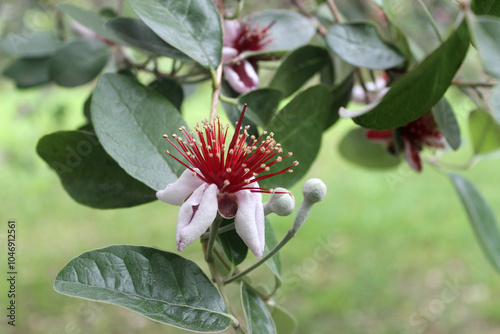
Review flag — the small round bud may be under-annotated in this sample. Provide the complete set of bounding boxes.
[302,178,327,203]
[267,188,295,216]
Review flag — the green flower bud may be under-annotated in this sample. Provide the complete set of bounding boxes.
[264,187,295,216]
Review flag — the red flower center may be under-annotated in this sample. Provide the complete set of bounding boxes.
[163,105,298,194]
[233,21,273,53]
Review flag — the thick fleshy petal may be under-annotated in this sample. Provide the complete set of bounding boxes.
[156,169,204,206]
[224,19,241,46]
[176,183,218,251]
[224,61,259,94]
[222,46,238,63]
[234,189,265,258]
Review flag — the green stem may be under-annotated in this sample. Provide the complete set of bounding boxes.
[224,230,295,284]
[219,94,239,105]
[206,214,224,262]
[416,0,444,42]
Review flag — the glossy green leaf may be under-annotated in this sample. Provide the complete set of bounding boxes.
[218,219,249,266]
[341,22,469,130]
[261,85,332,189]
[49,39,110,87]
[264,219,282,283]
[339,128,400,169]
[242,10,316,58]
[149,78,184,111]
[91,74,187,191]
[270,45,330,97]
[239,89,284,127]
[468,15,500,78]
[450,174,500,272]
[269,304,297,334]
[60,4,119,43]
[0,31,60,58]
[37,131,156,208]
[127,0,222,68]
[490,84,500,124]
[106,18,191,61]
[469,109,500,155]
[240,283,276,334]
[432,97,461,150]
[326,23,405,70]
[54,245,232,332]
[471,0,500,16]
[3,58,51,88]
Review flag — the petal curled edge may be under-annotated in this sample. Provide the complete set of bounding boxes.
[176,183,218,251]
[224,61,259,94]
[156,169,204,206]
[234,189,265,258]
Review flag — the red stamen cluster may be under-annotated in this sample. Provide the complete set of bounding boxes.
[163,105,298,194]
[233,21,273,53]
[400,113,444,150]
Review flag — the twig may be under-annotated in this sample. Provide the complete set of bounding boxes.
[291,0,328,35]
[416,0,444,42]
[326,0,343,23]
[452,80,497,88]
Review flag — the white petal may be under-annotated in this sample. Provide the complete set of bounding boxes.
[234,189,265,258]
[224,20,241,46]
[222,47,238,63]
[176,183,219,251]
[223,65,247,94]
[156,169,204,206]
[223,61,259,94]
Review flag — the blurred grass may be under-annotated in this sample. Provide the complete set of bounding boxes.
[1,78,500,334]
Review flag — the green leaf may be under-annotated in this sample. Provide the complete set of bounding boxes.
[261,85,332,189]
[450,174,500,272]
[149,78,184,111]
[242,10,316,57]
[468,15,500,79]
[49,39,110,87]
[432,97,461,150]
[471,0,500,16]
[218,219,249,266]
[59,4,119,43]
[490,84,500,124]
[240,283,276,334]
[325,22,405,70]
[339,127,401,169]
[54,245,232,332]
[269,304,297,334]
[37,131,156,208]
[106,18,191,61]
[239,89,284,127]
[0,31,60,58]
[270,45,330,97]
[3,57,51,88]
[340,21,469,130]
[264,219,282,283]
[469,109,500,155]
[127,0,222,69]
[91,73,187,191]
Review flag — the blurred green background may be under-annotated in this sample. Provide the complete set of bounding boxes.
[2,79,500,334]
[2,0,500,334]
